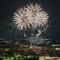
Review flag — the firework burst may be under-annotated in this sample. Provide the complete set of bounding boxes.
[13,3,49,31]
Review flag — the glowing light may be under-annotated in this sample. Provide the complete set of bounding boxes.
[13,3,49,31]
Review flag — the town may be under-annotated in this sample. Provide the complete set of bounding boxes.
[0,39,60,60]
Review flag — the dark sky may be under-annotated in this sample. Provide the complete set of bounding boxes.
[0,0,60,40]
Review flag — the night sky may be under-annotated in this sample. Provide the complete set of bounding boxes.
[0,0,60,41]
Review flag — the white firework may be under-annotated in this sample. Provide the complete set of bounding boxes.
[13,3,49,31]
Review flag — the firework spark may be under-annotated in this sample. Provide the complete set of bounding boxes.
[13,3,49,31]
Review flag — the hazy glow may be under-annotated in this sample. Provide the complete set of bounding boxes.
[13,3,49,30]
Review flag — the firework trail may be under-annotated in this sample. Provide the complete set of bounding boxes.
[13,3,49,31]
